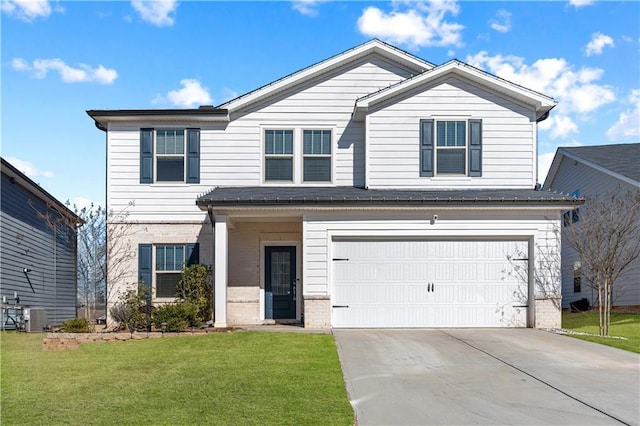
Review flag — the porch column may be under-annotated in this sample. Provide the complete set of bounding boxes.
[214,215,228,328]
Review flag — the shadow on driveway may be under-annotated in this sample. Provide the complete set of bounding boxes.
[334,329,639,425]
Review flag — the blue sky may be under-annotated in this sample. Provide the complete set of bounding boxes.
[2,0,638,208]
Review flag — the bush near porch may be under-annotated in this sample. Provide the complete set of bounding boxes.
[562,312,640,353]
[1,332,354,425]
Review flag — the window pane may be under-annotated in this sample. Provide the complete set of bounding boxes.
[265,130,275,154]
[437,149,465,174]
[174,246,185,270]
[436,122,446,146]
[156,273,181,298]
[156,246,166,270]
[265,158,293,181]
[304,157,331,182]
[157,157,184,181]
[283,130,293,154]
[456,122,466,146]
[446,121,456,146]
[304,130,331,154]
[157,132,166,154]
[321,131,331,154]
[270,252,291,296]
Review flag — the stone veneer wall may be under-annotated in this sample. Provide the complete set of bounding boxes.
[304,296,331,328]
[535,297,562,329]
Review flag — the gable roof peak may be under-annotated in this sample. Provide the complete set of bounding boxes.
[219,39,434,112]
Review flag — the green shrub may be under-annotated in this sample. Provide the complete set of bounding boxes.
[152,302,200,332]
[61,318,91,333]
[109,283,149,335]
[178,264,213,323]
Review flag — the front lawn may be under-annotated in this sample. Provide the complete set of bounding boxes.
[562,312,640,353]
[1,331,354,425]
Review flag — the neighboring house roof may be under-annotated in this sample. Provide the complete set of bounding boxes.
[544,143,640,189]
[353,59,556,121]
[197,187,582,208]
[87,106,229,131]
[217,39,434,112]
[1,157,82,225]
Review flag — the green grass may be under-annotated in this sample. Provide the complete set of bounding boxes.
[562,312,640,353]
[1,331,354,425]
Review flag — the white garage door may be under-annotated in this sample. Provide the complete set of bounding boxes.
[332,239,529,328]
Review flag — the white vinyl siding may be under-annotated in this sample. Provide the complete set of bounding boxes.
[366,77,537,189]
[106,55,414,221]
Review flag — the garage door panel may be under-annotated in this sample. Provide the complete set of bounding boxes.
[332,239,528,328]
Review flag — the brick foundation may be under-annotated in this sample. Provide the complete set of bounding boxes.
[535,297,562,329]
[304,295,331,329]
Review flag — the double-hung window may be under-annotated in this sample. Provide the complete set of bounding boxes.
[265,130,294,181]
[156,130,185,181]
[138,243,199,300]
[436,121,467,175]
[420,118,482,177]
[156,245,185,298]
[140,128,200,184]
[303,130,331,182]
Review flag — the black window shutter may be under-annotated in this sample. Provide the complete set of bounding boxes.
[140,129,154,183]
[468,119,482,177]
[186,129,200,184]
[138,244,152,295]
[420,119,434,177]
[186,243,200,266]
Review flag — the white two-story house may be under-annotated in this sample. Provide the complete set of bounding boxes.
[88,40,580,330]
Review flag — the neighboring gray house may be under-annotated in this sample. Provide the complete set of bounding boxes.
[1,157,81,327]
[89,39,581,330]
[543,143,640,309]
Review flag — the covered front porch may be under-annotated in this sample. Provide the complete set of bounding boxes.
[210,214,303,328]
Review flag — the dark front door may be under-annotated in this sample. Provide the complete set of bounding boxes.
[265,246,296,319]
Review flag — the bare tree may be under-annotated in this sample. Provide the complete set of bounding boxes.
[34,201,143,330]
[564,188,640,336]
[506,228,562,312]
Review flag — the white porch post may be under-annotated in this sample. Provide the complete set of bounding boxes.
[214,215,228,328]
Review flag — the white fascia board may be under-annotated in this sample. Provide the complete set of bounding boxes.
[354,61,557,120]
[96,114,229,124]
[222,40,433,113]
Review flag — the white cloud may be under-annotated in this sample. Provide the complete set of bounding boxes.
[585,32,614,56]
[569,0,594,7]
[221,88,239,103]
[466,51,616,138]
[0,0,60,22]
[131,0,177,26]
[292,0,324,17]
[11,58,118,84]
[606,89,640,140]
[155,79,213,108]
[357,0,464,49]
[537,151,556,184]
[5,157,54,180]
[538,115,579,139]
[489,9,511,33]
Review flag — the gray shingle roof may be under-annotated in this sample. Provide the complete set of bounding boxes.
[197,186,582,207]
[561,143,640,183]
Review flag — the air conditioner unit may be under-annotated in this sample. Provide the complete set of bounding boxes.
[24,308,47,332]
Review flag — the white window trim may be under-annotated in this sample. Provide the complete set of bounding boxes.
[434,118,468,177]
[260,125,336,185]
[153,244,186,302]
[154,128,187,184]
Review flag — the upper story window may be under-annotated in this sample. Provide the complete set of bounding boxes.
[140,128,200,184]
[436,121,467,175]
[265,129,294,181]
[263,128,332,183]
[420,119,482,178]
[303,130,331,182]
[156,130,185,181]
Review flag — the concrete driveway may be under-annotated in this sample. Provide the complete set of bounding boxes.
[334,329,640,425]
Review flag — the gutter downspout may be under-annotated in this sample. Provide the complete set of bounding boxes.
[207,205,215,323]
